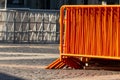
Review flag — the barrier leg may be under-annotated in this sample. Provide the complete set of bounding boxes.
[46,56,84,69]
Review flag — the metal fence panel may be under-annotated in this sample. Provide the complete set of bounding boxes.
[0,9,60,44]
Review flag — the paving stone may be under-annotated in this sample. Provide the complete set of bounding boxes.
[0,44,119,80]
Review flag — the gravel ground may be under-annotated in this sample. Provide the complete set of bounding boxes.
[0,44,119,80]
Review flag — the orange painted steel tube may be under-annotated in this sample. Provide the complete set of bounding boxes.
[61,5,120,8]
[60,5,120,60]
[61,54,120,60]
[60,6,64,59]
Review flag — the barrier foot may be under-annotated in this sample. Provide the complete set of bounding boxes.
[46,57,84,69]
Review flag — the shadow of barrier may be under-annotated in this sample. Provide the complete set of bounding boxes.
[0,72,24,80]
[46,5,120,69]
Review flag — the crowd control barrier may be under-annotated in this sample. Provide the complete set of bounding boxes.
[47,5,120,69]
[0,9,59,44]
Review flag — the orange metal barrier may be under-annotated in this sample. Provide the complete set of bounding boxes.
[47,5,120,69]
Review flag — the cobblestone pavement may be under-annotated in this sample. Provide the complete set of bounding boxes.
[0,44,120,80]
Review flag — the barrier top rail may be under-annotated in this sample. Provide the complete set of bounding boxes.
[61,5,120,8]
[0,8,59,13]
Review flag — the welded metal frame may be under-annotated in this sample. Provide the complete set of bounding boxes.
[60,5,120,60]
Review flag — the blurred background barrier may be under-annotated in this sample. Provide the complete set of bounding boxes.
[0,8,60,44]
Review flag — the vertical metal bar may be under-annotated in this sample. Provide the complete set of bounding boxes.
[110,7,113,56]
[96,7,99,56]
[92,7,96,55]
[60,6,64,58]
[5,0,7,9]
[64,8,67,53]
[112,7,119,57]
[117,7,119,57]
[49,14,51,42]
[70,8,73,53]
[114,7,117,57]
[103,7,107,56]
[37,13,41,43]
[87,7,90,55]
[36,13,37,42]
[21,12,23,43]
[84,7,88,55]
[75,8,79,54]
[42,13,44,42]
[28,10,30,43]
[55,13,58,43]
[48,14,50,42]
[4,11,6,42]
[13,11,16,43]
[104,7,111,56]
[82,7,84,54]
[118,7,120,57]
